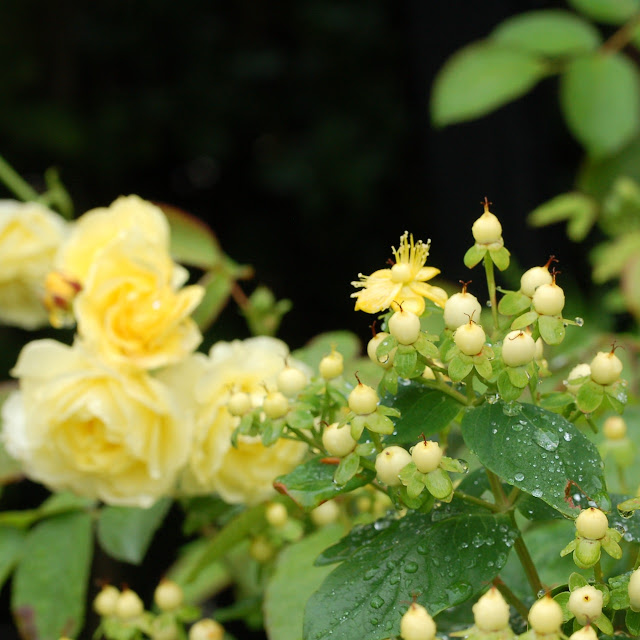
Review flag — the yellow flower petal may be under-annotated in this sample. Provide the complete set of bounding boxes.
[415,266,441,282]
[352,280,401,313]
[409,282,448,308]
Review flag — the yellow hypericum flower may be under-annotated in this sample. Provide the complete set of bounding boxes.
[351,231,447,315]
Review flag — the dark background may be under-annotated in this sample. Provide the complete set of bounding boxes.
[0,1,586,638]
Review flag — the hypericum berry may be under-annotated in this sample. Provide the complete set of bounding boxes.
[322,422,358,457]
[566,363,591,394]
[535,337,544,361]
[568,585,603,626]
[375,446,412,486]
[528,595,563,635]
[590,349,623,386]
[532,281,565,316]
[603,415,627,440]
[277,365,307,396]
[629,567,640,611]
[227,391,252,417]
[472,587,510,632]
[115,588,144,621]
[262,390,289,419]
[400,602,436,640]
[189,618,225,640]
[444,285,482,330]
[411,439,443,474]
[319,348,344,380]
[265,502,289,528]
[502,330,536,367]
[454,320,486,356]
[472,199,503,245]
[154,579,184,612]
[388,308,421,345]
[249,536,275,563]
[575,507,609,540]
[367,332,395,369]
[348,376,379,415]
[93,585,120,617]
[311,499,340,526]
[569,626,598,640]
[520,256,556,297]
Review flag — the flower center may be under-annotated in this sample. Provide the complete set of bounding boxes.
[391,263,412,283]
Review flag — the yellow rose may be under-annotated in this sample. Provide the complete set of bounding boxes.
[0,200,67,329]
[74,231,203,369]
[161,337,308,504]
[2,339,193,507]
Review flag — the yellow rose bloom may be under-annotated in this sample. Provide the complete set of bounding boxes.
[351,231,448,315]
[161,337,307,505]
[2,339,192,507]
[0,200,67,329]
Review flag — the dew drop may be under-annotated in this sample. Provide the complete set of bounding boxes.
[364,568,377,581]
[563,432,572,442]
[574,317,584,327]
[370,596,384,609]
[514,472,525,482]
[486,300,492,308]
[417,543,429,555]
[370,617,379,625]
[532,488,543,498]
[404,561,419,574]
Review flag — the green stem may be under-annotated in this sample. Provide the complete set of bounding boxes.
[284,426,319,449]
[454,490,500,513]
[486,469,509,509]
[429,375,470,406]
[483,253,500,335]
[511,512,544,596]
[493,577,529,620]
[0,155,40,201]
[601,12,640,54]
[370,431,384,453]
[585,417,599,434]
[594,559,604,584]
[617,463,628,495]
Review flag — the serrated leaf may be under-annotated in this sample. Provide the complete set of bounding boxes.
[560,53,640,158]
[12,512,92,640]
[461,402,609,516]
[97,497,172,564]
[264,524,344,640]
[304,511,517,640]
[274,457,375,510]
[432,42,547,127]
[382,382,462,444]
[568,0,639,24]
[491,10,601,56]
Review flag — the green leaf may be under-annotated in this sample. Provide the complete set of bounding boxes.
[12,512,92,640]
[497,370,523,402]
[394,346,418,379]
[461,402,609,517]
[498,291,531,316]
[569,572,589,590]
[431,42,547,127]
[511,310,539,330]
[265,524,344,640]
[576,379,605,413]
[491,10,601,57]
[568,0,639,24]
[627,608,640,635]
[0,491,95,529]
[448,356,473,382]
[489,246,510,271]
[334,452,361,486]
[464,244,487,269]
[97,497,172,565]
[560,53,640,158]
[274,457,375,510]
[293,331,362,371]
[303,511,518,640]
[538,315,566,345]
[528,192,599,242]
[382,383,462,444]
[191,270,235,331]
[621,253,640,320]
[591,232,640,282]
[507,366,529,389]
[0,526,26,590]
[364,412,395,435]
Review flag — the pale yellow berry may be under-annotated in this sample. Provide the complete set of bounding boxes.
[590,351,623,386]
[629,567,640,611]
[603,415,627,440]
[568,585,603,626]
[311,500,340,526]
[249,536,275,563]
[154,579,183,612]
[400,602,436,640]
[502,330,536,367]
[411,440,443,474]
[277,366,308,396]
[115,588,144,621]
[375,446,412,486]
[444,292,482,331]
[454,322,486,356]
[389,309,421,345]
[93,584,120,617]
[263,390,289,419]
[265,502,288,528]
[472,587,510,632]
[227,391,252,416]
[520,266,553,298]
[472,211,503,245]
[348,383,379,415]
[532,282,565,316]
[322,422,357,457]
[367,332,395,368]
[535,337,544,361]
[189,619,225,640]
[319,349,344,379]
[569,626,598,640]
[566,363,591,394]
[575,507,609,540]
[528,595,563,635]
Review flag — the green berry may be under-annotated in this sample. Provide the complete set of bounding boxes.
[603,415,626,440]
[189,619,225,640]
[367,332,395,368]
[629,567,640,611]
[228,391,251,416]
[265,502,289,528]
[472,211,502,245]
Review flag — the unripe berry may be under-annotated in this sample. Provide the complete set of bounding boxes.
[400,603,436,640]
[528,595,563,635]
[454,322,486,356]
[568,585,603,626]
[532,282,565,316]
[375,446,411,486]
[389,309,421,345]
[629,567,640,611]
[277,365,307,396]
[520,266,553,298]
[566,363,591,395]
[444,292,482,330]
[575,507,609,540]
[189,618,225,640]
[265,502,288,528]
[249,536,275,563]
[590,350,623,386]
[322,422,357,457]
[603,415,627,440]
[228,391,251,417]
[348,382,379,415]
[319,349,344,380]
[569,626,598,640]
[115,588,144,621]
[311,499,340,526]
[93,585,120,617]
[472,210,503,245]
[154,579,184,612]
[472,587,510,632]
[411,440,443,474]
[502,330,536,367]
[367,332,395,368]
[262,390,289,419]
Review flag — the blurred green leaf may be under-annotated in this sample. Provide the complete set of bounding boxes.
[0,527,26,591]
[590,231,640,282]
[621,253,640,319]
[242,286,292,337]
[560,53,640,158]
[528,192,597,226]
[431,42,547,127]
[192,270,235,331]
[567,0,639,24]
[491,10,601,57]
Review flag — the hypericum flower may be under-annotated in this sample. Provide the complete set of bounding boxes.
[351,231,447,315]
